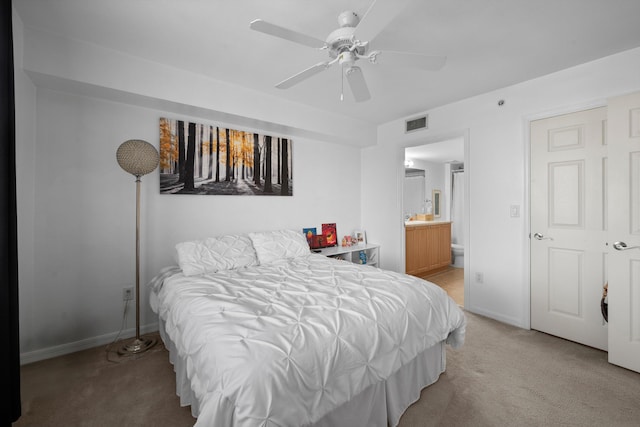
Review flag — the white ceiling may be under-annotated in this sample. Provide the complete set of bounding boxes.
[13,0,640,126]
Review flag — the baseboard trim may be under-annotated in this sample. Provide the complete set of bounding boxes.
[465,306,525,330]
[19,323,159,365]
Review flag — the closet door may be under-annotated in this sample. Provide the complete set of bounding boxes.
[608,91,640,373]
[530,107,608,351]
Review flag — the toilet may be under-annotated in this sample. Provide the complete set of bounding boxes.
[451,243,464,268]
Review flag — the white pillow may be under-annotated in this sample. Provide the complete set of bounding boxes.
[175,234,258,276]
[248,229,311,265]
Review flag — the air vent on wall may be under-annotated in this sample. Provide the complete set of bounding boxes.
[405,168,425,177]
[405,115,428,133]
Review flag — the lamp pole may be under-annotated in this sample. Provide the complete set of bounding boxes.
[135,174,142,341]
[116,139,159,355]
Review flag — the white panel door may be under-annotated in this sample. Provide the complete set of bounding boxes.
[530,107,608,350]
[608,91,640,373]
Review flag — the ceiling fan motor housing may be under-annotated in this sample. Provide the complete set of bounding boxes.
[337,11,359,28]
[326,27,368,59]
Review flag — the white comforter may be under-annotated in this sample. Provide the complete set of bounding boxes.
[151,254,465,426]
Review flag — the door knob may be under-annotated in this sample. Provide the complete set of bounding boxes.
[613,241,640,251]
[533,232,553,241]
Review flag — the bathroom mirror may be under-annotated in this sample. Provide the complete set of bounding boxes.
[433,189,441,218]
[403,168,426,219]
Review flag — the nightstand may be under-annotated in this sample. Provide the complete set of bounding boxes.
[316,244,380,267]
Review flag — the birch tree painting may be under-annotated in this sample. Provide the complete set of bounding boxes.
[159,118,293,196]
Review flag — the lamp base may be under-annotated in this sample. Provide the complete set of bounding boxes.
[117,336,158,356]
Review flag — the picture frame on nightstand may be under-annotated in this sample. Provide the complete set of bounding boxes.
[353,230,366,245]
[303,227,316,245]
[322,223,338,247]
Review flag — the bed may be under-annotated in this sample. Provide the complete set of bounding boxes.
[149,229,466,427]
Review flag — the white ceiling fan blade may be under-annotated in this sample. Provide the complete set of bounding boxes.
[250,19,325,49]
[355,0,414,43]
[276,61,332,89]
[345,66,371,102]
[375,51,447,70]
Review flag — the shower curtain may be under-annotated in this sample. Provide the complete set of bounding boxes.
[451,171,464,245]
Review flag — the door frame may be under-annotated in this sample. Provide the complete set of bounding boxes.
[398,129,471,308]
[524,98,608,330]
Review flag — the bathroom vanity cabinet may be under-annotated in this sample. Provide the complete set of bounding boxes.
[405,221,451,276]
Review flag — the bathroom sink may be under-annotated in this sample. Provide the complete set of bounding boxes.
[405,220,430,226]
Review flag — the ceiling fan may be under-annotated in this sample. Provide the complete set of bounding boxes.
[249,0,446,102]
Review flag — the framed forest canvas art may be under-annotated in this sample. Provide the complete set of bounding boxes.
[159,118,293,196]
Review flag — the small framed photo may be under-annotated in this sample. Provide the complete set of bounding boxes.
[353,230,366,245]
[432,189,442,218]
[322,223,338,247]
[302,227,316,245]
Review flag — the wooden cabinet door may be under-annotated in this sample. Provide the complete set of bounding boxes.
[436,223,452,267]
[405,227,417,273]
[406,223,451,276]
[405,227,425,273]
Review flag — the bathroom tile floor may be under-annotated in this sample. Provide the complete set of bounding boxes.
[422,266,464,307]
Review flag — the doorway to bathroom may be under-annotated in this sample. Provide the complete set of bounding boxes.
[403,137,466,307]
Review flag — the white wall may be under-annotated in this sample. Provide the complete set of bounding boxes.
[362,47,640,328]
[14,17,367,362]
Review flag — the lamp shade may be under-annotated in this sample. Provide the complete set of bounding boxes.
[116,139,159,176]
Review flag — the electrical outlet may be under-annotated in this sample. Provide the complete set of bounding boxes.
[123,287,134,301]
[475,272,484,284]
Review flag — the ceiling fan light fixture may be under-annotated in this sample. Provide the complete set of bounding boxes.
[339,51,357,66]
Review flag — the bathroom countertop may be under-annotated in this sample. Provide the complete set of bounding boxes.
[405,220,451,227]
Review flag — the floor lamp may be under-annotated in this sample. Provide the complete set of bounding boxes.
[116,139,159,355]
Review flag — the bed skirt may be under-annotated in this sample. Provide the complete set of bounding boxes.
[159,319,446,427]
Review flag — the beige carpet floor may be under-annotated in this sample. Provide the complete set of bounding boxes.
[13,311,640,427]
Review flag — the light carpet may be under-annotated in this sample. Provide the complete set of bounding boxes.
[13,311,640,426]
